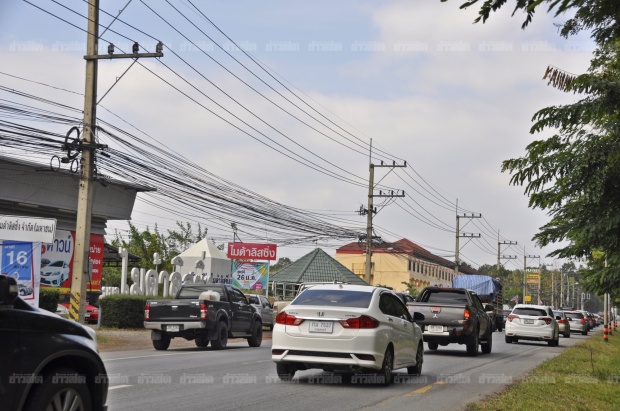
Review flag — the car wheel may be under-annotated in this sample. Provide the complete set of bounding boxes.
[505,335,513,344]
[211,321,228,350]
[195,336,209,348]
[247,321,263,347]
[496,320,503,332]
[23,367,90,411]
[407,343,423,376]
[378,347,394,386]
[466,331,479,356]
[427,341,438,351]
[269,323,274,331]
[152,333,171,350]
[565,330,571,338]
[481,332,493,354]
[276,363,295,381]
[582,329,588,336]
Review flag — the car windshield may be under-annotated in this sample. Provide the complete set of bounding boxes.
[247,296,260,304]
[291,289,372,308]
[513,308,547,316]
[49,261,64,267]
[553,311,563,317]
[565,312,583,319]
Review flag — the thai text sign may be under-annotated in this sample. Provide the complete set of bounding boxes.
[0,215,56,243]
[227,242,277,261]
[231,261,269,290]
[526,273,540,285]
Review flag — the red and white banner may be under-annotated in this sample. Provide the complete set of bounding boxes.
[227,242,277,261]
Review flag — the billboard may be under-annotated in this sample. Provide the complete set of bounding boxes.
[40,230,104,293]
[231,261,269,291]
[0,241,40,307]
[227,242,277,261]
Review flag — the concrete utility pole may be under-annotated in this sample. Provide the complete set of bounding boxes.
[454,203,481,274]
[497,230,517,276]
[70,0,163,323]
[363,153,406,285]
[523,248,539,305]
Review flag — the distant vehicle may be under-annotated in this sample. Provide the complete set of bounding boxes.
[272,284,424,385]
[144,283,263,350]
[505,304,560,346]
[552,310,571,338]
[40,260,69,287]
[18,283,34,296]
[60,301,99,324]
[564,311,588,335]
[395,292,416,306]
[0,274,108,411]
[246,293,274,330]
[452,275,504,332]
[408,286,494,356]
[55,304,70,318]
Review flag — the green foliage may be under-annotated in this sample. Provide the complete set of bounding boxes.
[271,257,292,274]
[400,281,420,296]
[99,294,149,329]
[38,288,60,312]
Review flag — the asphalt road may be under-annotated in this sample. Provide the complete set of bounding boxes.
[102,330,597,411]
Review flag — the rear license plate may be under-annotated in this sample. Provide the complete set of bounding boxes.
[166,325,180,332]
[308,321,333,333]
[85,313,91,318]
[428,325,443,333]
[524,319,534,324]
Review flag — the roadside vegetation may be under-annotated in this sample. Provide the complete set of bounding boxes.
[467,333,620,411]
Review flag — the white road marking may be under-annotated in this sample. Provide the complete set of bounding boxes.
[108,385,132,390]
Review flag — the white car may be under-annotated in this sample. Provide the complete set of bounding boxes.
[40,260,69,287]
[271,284,424,385]
[505,304,560,346]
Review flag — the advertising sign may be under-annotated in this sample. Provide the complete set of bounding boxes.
[0,215,56,243]
[227,242,277,261]
[0,241,41,307]
[526,273,540,285]
[40,230,104,293]
[231,261,269,291]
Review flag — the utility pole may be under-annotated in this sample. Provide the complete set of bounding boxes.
[523,248,539,305]
[363,155,406,285]
[497,230,517,276]
[454,202,481,274]
[70,0,163,323]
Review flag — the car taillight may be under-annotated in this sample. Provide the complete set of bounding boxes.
[275,311,304,326]
[200,303,208,320]
[539,317,553,325]
[581,318,585,324]
[144,302,150,321]
[558,319,566,324]
[464,308,471,320]
[339,315,379,329]
[507,314,519,322]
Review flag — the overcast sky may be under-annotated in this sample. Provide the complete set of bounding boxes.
[0,1,594,270]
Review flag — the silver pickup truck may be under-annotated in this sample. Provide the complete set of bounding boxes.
[246,294,274,330]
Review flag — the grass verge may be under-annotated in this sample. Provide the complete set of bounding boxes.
[467,331,620,411]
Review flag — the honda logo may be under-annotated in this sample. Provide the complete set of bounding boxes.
[317,312,324,317]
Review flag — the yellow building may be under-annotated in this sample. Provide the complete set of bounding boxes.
[335,238,477,292]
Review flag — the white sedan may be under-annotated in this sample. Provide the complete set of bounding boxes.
[505,304,560,346]
[271,284,424,385]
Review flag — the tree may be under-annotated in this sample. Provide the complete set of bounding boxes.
[447,0,620,295]
[166,221,209,256]
[113,222,172,271]
[271,257,292,274]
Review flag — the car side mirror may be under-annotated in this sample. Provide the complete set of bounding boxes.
[0,275,19,306]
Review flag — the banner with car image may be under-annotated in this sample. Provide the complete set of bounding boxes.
[40,230,104,293]
[0,240,40,307]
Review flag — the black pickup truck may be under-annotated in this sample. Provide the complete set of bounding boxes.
[407,287,493,356]
[144,283,263,350]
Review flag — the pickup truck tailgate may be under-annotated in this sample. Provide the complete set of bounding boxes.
[148,300,201,322]
[410,303,468,326]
